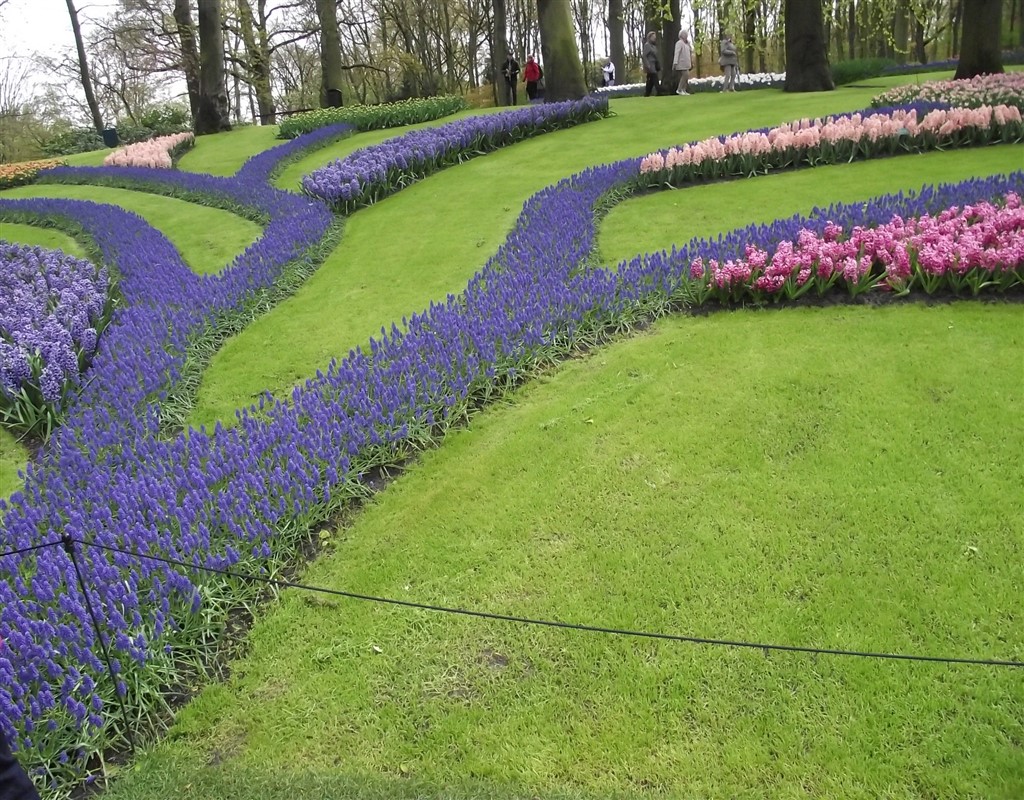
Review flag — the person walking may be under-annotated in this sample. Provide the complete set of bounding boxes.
[523,54,543,101]
[719,33,739,92]
[642,31,660,97]
[673,30,694,95]
[502,54,521,105]
[601,58,615,87]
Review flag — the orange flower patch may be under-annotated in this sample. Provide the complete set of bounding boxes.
[0,158,67,190]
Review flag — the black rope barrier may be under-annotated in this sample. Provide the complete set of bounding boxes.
[0,536,1021,669]
[60,535,136,753]
[0,538,64,558]
[73,537,1024,669]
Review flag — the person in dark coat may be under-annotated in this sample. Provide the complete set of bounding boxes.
[502,55,521,105]
[642,31,660,96]
[0,732,39,800]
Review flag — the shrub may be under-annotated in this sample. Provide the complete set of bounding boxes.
[41,128,105,157]
[278,95,469,139]
[831,57,897,86]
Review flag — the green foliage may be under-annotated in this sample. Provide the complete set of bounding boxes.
[41,127,105,156]
[137,103,191,134]
[830,57,897,86]
[277,95,469,139]
[40,104,192,156]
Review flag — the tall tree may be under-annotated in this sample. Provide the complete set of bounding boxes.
[196,0,231,133]
[65,0,105,131]
[659,0,681,94]
[783,0,833,92]
[607,0,625,89]
[954,0,1003,77]
[173,0,202,119]
[492,0,512,105]
[235,0,276,121]
[315,0,345,106]
[537,0,587,100]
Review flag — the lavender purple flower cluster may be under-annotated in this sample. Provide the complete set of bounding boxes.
[302,96,609,211]
[235,122,357,184]
[0,101,612,788]
[0,243,112,433]
[0,101,1018,794]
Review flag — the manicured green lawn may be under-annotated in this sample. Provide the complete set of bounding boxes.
[178,125,283,176]
[599,144,1024,265]
[106,304,1024,800]
[0,222,89,258]
[190,78,1007,430]
[1,184,262,276]
[0,427,28,499]
[5,70,1023,797]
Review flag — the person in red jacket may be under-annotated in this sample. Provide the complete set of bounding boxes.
[524,54,543,102]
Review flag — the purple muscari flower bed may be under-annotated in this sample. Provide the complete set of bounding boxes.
[1,101,1019,792]
[235,122,357,184]
[0,244,111,420]
[302,96,609,211]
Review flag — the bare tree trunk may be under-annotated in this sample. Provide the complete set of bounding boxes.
[315,0,345,106]
[659,0,681,94]
[913,10,927,62]
[173,0,201,120]
[955,0,1003,77]
[537,0,587,100]
[744,0,757,72]
[237,0,276,123]
[847,0,856,60]
[65,0,104,132]
[196,0,231,134]
[608,0,625,88]
[951,0,963,57]
[492,0,511,105]
[784,0,833,92]
[893,0,910,64]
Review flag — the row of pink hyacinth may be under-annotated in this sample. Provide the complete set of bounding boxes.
[872,71,1024,111]
[639,104,1022,174]
[102,132,195,169]
[685,192,1024,302]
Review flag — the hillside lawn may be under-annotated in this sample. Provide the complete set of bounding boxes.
[1,71,1022,798]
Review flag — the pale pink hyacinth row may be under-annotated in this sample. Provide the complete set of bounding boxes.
[103,132,195,169]
[639,105,1023,174]
[873,71,1024,111]
[686,192,1024,301]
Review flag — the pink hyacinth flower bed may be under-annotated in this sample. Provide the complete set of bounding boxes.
[685,192,1024,304]
[872,71,1024,111]
[637,104,1023,182]
[102,132,195,169]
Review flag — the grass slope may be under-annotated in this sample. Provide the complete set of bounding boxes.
[2,184,262,276]
[107,304,1024,800]
[0,428,28,499]
[189,76,1008,430]
[0,222,89,258]
[5,73,1022,796]
[599,145,1024,266]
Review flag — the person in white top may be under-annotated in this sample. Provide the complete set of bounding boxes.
[673,30,695,95]
[602,59,615,87]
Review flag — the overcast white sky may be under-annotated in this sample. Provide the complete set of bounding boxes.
[0,0,117,63]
